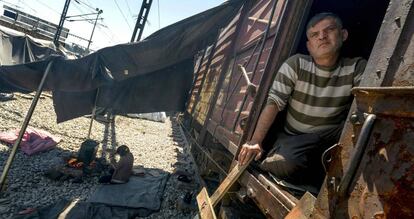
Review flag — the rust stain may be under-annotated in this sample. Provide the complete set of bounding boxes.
[373,211,385,219]
[372,118,414,218]
[385,164,414,218]
[393,63,414,86]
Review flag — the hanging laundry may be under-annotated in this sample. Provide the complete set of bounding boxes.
[0,127,61,155]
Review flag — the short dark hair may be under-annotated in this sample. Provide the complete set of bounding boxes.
[306,12,343,33]
[116,145,130,156]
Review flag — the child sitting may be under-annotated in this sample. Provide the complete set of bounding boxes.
[99,145,134,184]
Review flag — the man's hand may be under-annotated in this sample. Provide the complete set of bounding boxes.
[237,104,279,166]
[238,142,263,166]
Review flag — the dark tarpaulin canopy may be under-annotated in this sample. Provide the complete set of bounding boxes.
[0,0,245,122]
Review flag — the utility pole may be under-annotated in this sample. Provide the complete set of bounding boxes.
[86,8,103,51]
[54,0,71,46]
[131,0,153,42]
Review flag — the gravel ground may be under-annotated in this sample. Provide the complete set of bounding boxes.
[0,93,199,218]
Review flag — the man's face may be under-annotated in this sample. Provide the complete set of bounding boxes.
[306,18,348,59]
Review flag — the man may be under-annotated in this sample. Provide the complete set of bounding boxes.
[238,13,366,186]
[99,145,134,184]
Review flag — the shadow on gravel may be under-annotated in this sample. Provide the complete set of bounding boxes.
[168,119,200,213]
[0,140,171,218]
[99,117,117,159]
[170,121,193,176]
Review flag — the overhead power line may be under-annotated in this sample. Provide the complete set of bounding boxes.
[67,18,103,22]
[97,25,118,44]
[66,12,101,18]
[124,0,133,18]
[112,0,132,31]
[84,0,93,6]
[0,0,22,10]
[11,0,37,13]
[72,3,96,25]
[67,32,90,42]
[34,0,60,15]
[76,0,96,11]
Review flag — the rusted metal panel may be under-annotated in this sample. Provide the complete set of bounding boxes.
[353,87,414,118]
[285,192,316,219]
[313,1,414,217]
[335,89,414,218]
[359,0,414,87]
[355,119,413,218]
[313,87,414,218]
[387,10,414,86]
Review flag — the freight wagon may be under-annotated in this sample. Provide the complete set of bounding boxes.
[181,0,414,218]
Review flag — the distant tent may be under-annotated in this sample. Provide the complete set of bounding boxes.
[0,25,73,65]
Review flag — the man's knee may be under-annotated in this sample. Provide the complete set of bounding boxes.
[259,153,303,179]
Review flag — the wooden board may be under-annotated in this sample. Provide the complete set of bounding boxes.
[210,159,252,206]
[197,187,217,219]
[196,159,252,218]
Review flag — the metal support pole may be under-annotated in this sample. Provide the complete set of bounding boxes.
[54,0,71,46]
[86,88,100,139]
[131,0,153,42]
[0,61,54,192]
[86,9,103,51]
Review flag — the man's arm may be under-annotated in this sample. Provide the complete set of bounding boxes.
[238,55,299,165]
[238,103,280,165]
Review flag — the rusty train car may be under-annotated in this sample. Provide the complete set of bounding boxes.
[181,0,413,218]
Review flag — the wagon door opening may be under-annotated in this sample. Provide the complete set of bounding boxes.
[260,0,390,197]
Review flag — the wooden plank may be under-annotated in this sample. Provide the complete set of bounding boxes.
[197,159,252,218]
[197,187,217,219]
[210,159,252,206]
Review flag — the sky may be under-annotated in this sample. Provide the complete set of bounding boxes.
[0,0,225,51]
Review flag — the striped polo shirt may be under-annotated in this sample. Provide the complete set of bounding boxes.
[267,54,367,135]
